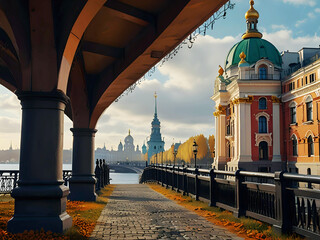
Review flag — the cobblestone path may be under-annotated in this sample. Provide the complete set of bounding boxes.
[90,184,243,240]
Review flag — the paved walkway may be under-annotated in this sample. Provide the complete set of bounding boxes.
[90,184,243,240]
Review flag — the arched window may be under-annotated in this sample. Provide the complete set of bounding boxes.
[259,141,268,160]
[259,98,267,109]
[259,67,267,79]
[292,135,298,156]
[306,98,313,121]
[308,135,314,157]
[290,105,297,123]
[226,142,230,158]
[259,116,267,133]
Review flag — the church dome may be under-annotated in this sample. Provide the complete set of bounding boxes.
[225,38,282,70]
[124,130,133,144]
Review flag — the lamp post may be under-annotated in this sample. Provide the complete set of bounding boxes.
[193,139,198,168]
[173,149,178,166]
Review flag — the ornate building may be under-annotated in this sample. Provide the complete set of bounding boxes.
[95,130,143,162]
[212,0,320,174]
[147,92,165,164]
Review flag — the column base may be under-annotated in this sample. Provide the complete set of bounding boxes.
[69,176,97,201]
[7,184,72,233]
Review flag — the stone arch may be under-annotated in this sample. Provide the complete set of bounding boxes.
[255,59,274,75]
[57,0,107,93]
[255,111,270,121]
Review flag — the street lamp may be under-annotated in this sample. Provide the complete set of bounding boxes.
[173,149,178,166]
[193,139,198,168]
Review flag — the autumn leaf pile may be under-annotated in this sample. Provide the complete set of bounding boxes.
[148,183,304,240]
[0,185,114,240]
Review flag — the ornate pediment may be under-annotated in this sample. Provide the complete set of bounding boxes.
[255,133,272,146]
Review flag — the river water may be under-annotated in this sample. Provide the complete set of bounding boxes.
[0,164,140,184]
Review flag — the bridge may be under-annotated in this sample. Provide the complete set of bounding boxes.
[0,0,232,233]
[109,164,144,174]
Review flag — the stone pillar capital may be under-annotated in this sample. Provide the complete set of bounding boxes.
[16,90,69,106]
[70,128,97,137]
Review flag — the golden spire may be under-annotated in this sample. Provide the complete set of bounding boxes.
[154,91,157,98]
[129,129,131,135]
[218,65,224,76]
[242,0,262,39]
[239,52,247,64]
[245,0,259,20]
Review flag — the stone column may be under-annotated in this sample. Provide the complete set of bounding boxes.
[7,91,72,233]
[69,128,97,201]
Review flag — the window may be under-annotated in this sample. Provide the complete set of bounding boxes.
[259,141,268,160]
[310,73,315,83]
[226,123,230,135]
[259,116,267,133]
[154,146,156,149]
[259,67,267,79]
[305,76,308,85]
[289,83,292,91]
[301,78,304,86]
[306,100,313,121]
[292,135,298,156]
[290,106,296,123]
[259,98,267,110]
[307,135,314,157]
[227,142,230,158]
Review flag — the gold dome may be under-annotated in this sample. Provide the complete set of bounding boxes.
[245,0,259,19]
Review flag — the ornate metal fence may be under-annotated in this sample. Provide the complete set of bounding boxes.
[140,165,320,239]
[0,162,110,194]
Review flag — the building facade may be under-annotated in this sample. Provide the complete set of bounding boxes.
[212,0,320,175]
[147,93,165,164]
[95,130,143,163]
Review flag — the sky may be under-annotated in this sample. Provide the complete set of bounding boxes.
[0,0,320,151]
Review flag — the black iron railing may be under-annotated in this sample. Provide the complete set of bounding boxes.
[140,165,320,239]
[0,161,110,194]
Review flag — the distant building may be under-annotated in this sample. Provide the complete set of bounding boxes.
[95,130,143,162]
[147,92,165,164]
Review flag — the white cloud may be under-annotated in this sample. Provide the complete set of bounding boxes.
[315,8,320,13]
[95,35,240,150]
[271,24,287,30]
[263,29,320,52]
[295,19,307,27]
[308,12,316,19]
[283,0,316,7]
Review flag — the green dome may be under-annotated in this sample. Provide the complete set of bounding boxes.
[225,38,282,70]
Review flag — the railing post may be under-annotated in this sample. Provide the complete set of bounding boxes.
[13,172,18,189]
[95,159,101,192]
[161,165,164,187]
[234,170,245,217]
[209,169,216,207]
[195,168,199,201]
[273,171,291,234]
[176,167,180,192]
[183,166,187,196]
[171,166,175,190]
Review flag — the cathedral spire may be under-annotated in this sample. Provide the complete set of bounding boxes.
[154,91,157,116]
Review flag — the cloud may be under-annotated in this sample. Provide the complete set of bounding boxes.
[283,0,316,7]
[263,29,320,52]
[308,12,316,19]
[295,19,307,27]
[95,35,239,150]
[0,117,20,133]
[315,8,320,13]
[271,25,287,30]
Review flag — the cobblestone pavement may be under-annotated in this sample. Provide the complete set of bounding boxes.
[90,184,243,240]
